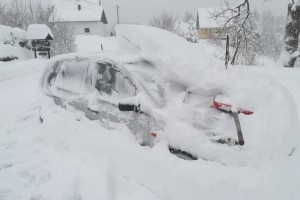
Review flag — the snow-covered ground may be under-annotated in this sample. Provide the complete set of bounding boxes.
[1,27,300,200]
[75,35,118,53]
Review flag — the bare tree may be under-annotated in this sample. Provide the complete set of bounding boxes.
[0,2,7,24]
[283,0,300,67]
[210,0,262,65]
[149,9,178,33]
[183,12,195,22]
[49,22,76,56]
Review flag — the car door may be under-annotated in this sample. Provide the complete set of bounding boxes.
[85,61,154,145]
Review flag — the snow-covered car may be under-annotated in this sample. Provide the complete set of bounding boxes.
[40,54,175,150]
[40,25,297,163]
[39,53,250,160]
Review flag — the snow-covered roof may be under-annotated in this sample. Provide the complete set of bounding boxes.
[49,0,108,23]
[26,24,53,40]
[197,7,223,29]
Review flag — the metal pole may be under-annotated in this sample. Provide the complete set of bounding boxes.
[232,112,244,145]
[116,4,120,24]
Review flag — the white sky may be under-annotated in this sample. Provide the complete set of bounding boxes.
[100,0,289,25]
[2,0,290,25]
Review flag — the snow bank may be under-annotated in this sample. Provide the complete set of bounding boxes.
[0,59,48,81]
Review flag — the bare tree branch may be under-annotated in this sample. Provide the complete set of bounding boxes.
[210,0,261,65]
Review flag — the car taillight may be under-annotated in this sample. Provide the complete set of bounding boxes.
[151,132,157,137]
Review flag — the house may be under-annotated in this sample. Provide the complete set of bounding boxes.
[49,0,108,36]
[196,7,226,39]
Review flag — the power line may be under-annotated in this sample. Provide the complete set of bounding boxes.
[78,0,115,7]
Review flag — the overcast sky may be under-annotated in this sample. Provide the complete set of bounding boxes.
[100,0,289,25]
[2,0,290,25]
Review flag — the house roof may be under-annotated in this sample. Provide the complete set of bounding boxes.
[49,0,108,24]
[26,24,53,40]
[197,7,229,29]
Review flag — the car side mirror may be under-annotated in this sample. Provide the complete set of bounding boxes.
[118,103,140,113]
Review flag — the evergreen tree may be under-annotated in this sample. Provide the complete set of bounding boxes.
[283,0,300,67]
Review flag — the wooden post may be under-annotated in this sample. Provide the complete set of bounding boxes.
[225,35,229,69]
[34,50,37,58]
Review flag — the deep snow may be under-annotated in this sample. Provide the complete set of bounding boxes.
[1,25,300,200]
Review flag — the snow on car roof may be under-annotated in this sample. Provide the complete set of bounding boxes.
[26,24,53,40]
[115,24,223,87]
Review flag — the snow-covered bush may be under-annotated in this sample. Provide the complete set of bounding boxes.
[175,20,198,43]
[0,24,32,61]
[0,25,27,46]
[149,10,178,33]
[48,22,76,56]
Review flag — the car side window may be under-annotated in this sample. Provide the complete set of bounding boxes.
[94,62,116,95]
[94,62,136,97]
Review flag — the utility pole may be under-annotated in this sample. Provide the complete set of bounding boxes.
[116,4,120,24]
[99,0,101,5]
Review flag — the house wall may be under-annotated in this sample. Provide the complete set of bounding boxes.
[59,21,107,36]
[197,28,218,39]
[197,27,231,40]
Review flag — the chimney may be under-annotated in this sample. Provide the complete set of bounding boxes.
[78,5,81,10]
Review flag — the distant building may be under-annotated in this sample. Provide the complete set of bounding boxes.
[196,7,226,40]
[49,0,108,36]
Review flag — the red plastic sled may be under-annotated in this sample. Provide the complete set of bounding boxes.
[213,99,253,115]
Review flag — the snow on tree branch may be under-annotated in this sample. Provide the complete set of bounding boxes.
[210,0,262,65]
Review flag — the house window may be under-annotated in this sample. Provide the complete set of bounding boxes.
[84,28,90,33]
